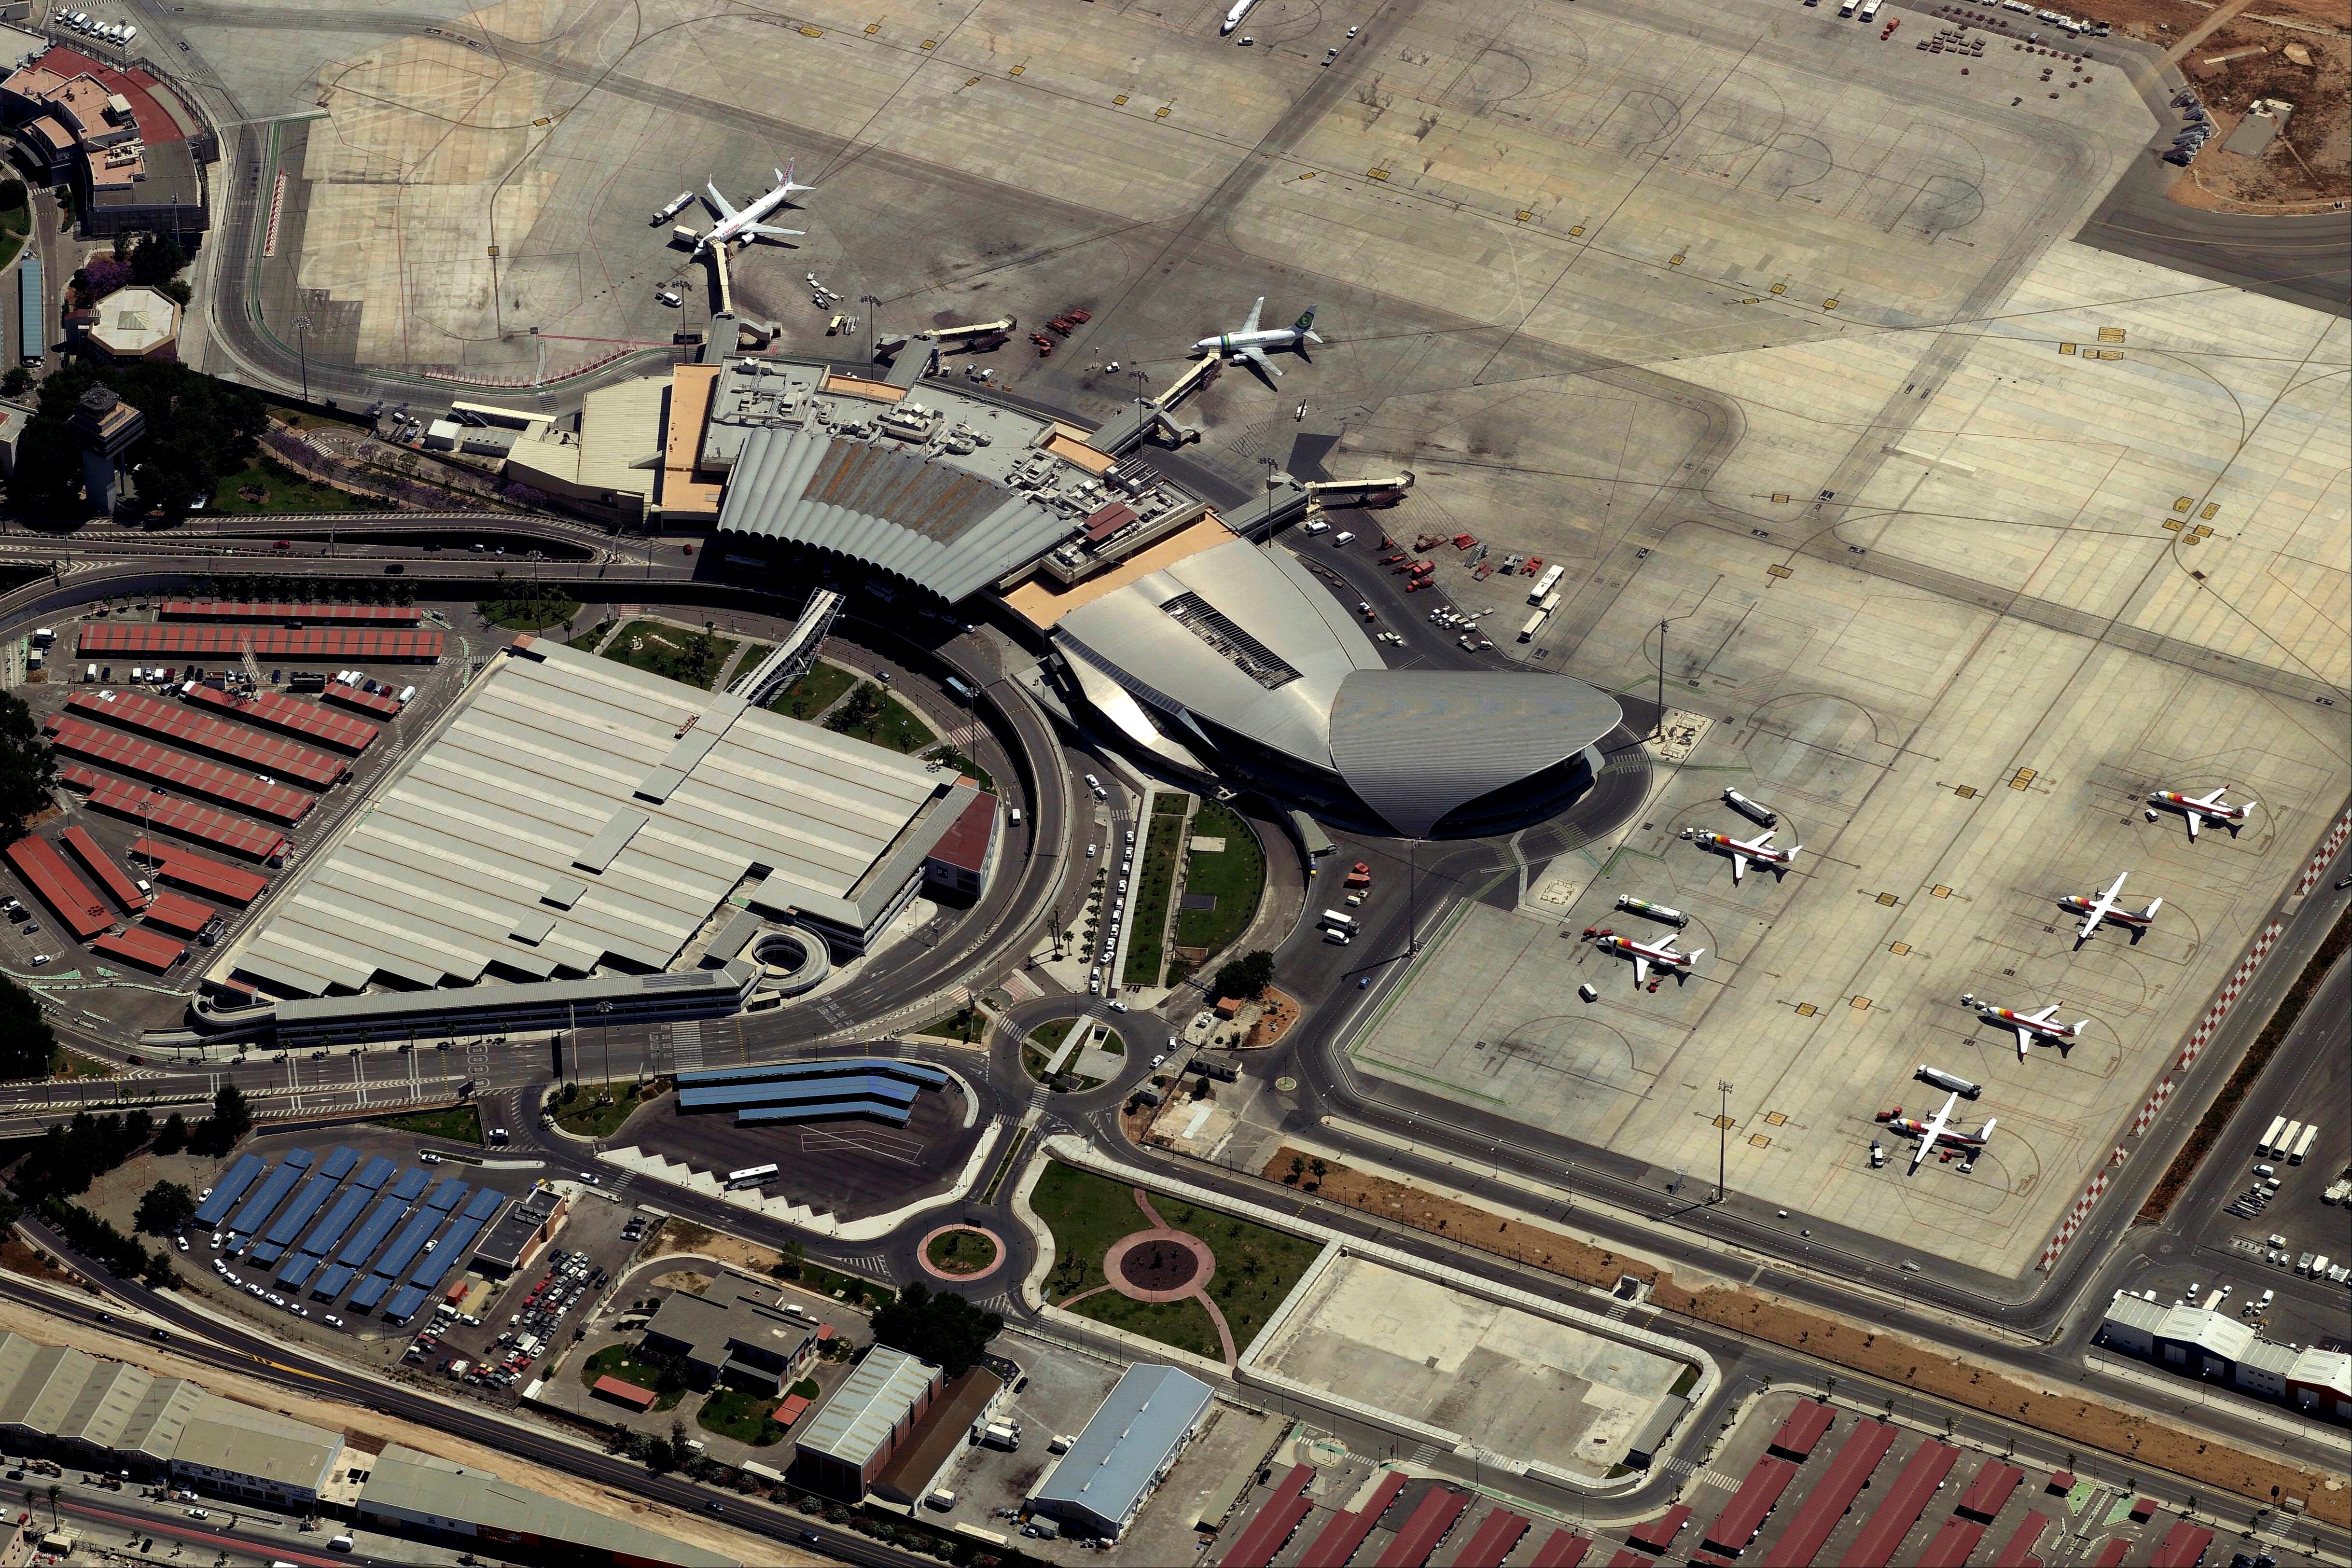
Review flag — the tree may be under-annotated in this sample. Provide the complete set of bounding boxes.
[1210,948,1276,1002]
[154,1111,187,1156]
[0,366,27,398]
[13,359,267,520]
[140,1249,176,1290]
[0,692,56,844]
[0,966,56,1080]
[868,1282,1002,1378]
[191,1082,251,1156]
[124,232,186,288]
[134,1180,195,1236]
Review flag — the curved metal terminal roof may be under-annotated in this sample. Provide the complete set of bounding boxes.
[1328,669,1622,838]
[717,425,1077,602]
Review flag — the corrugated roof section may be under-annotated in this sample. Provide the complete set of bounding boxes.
[70,689,348,788]
[160,600,421,624]
[795,1344,939,1468]
[131,837,270,902]
[183,684,378,755]
[44,716,316,822]
[74,773,289,861]
[77,624,443,660]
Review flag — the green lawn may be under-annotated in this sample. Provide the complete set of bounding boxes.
[1029,1161,1322,1361]
[723,641,772,690]
[1174,799,1266,954]
[915,1004,988,1044]
[696,1386,787,1445]
[924,746,995,793]
[571,618,617,652]
[209,455,368,514]
[924,1228,1000,1276]
[824,681,935,754]
[1020,1018,1078,1085]
[581,1345,683,1411]
[1121,795,1190,987]
[477,590,582,632]
[553,1081,663,1139]
[376,1105,482,1145]
[767,659,858,720]
[0,196,28,273]
[602,619,738,689]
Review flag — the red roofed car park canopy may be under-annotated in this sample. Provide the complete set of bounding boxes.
[78,624,444,662]
[160,600,423,625]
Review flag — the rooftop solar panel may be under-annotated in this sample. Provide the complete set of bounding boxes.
[319,1147,359,1181]
[424,1176,468,1212]
[247,1242,288,1267]
[383,1285,429,1323]
[334,1194,408,1268]
[263,1174,341,1249]
[192,1153,264,1227]
[299,1186,372,1261]
[375,1211,443,1279]
[736,1097,914,1127]
[351,1156,396,1192]
[276,1256,319,1290]
[386,1168,429,1202]
[679,1074,919,1112]
[310,1264,355,1301]
[347,1274,392,1311]
[461,1188,504,1222]
[227,1149,313,1237]
[412,1216,489,1287]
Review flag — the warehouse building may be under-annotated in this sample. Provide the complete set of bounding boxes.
[0,1332,344,1508]
[639,1271,819,1394]
[2100,1295,2352,1422]
[1026,1363,1212,1541]
[793,1345,942,1499]
[355,1443,737,1568]
[203,635,990,1031]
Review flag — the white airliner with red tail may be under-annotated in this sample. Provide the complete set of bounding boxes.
[1881,1092,1997,1171]
[1685,826,1800,884]
[1593,929,1702,988]
[2148,785,2254,841]
[2060,871,2161,945]
[1961,993,2089,1058]
[675,163,812,256]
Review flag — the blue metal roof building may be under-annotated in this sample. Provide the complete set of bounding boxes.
[17,258,43,365]
[1026,1364,1213,1541]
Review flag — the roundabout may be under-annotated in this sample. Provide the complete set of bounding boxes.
[917,1223,1005,1282]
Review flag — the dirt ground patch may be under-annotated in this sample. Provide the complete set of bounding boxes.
[0,1289,815,1565]
[1260,1146,2351,1526]
[2175,20,2350,205]
[2061,0,2219,44]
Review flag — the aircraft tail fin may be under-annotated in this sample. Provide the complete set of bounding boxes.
[1978,1118,1997,1140]
[2143,897,2164,918]
[1685,948,1704,964]
[1294,307,1318,334]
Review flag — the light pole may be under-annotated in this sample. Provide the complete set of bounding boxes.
[1714,1079,1732,1204]
[860,295,880,367]
[597,999,612,1091]
[290,315,311,405]
[1652,611,1698,740]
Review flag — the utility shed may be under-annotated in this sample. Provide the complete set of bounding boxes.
[1028,1363,1214,1542]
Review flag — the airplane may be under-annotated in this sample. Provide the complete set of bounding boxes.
[676,164,812,255]
[1590,927,1703,988]
[1960,993,2089,1058]
[2148,785,2255,841]
[2060,871,2161,945]
[1684,826,1800,884]
[1190,298,1322,378]
[1881,1091,1997,1171]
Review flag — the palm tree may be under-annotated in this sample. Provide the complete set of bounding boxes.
[45,1482,61,1526]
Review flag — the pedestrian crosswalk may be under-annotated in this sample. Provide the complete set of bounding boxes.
[671,1021,705,1070]
[1407,1442,1442,1467]
[842,1253,889,1277]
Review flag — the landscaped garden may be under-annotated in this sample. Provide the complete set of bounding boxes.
[823,680,935,754]
[551,1080,666,1139]
[209,454,368,514]
[767,658,858,720]
[1173,799,1266,958]
[696,1386,788,1445]
[924,1228,1001,1277]
[581,1344,684,1410]
[1018,1019,1077,1085]
[375,1105,481,1145]
[601,619,738,689]
[476,579,582,632]
[1120,793,1190,987]
[1028,1160,1323,1361]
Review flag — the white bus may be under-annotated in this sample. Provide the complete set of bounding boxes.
[2260,1114,2289,1156]
[1321,909,1358,930]
[725,1163,779,1189]
[2288,1124,2318,1165]
[2277,1122,2305,1164]
[1527,564,1565,604]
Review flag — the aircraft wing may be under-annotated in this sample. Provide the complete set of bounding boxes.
[743,223,803,239]
[1728,851,1749,884]
[2184,810,2200,840]
[2013,1025,2033,1059]
[1240,296,1265,334]
[2077,873,2127,941]
[2191,786,2227,806]
[705,182,739,220]
[1631,953,1650,987]
[1241,344,1282,378]
[1910,1092,1958,1169]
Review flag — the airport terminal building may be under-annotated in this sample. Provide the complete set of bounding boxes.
[514,349,1621,841]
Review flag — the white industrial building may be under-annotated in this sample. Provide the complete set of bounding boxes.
[209,635,990,1027]
[1026,1364,1213,1540]
[2101,1294,2352,1421]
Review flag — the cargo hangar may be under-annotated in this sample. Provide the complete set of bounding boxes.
[507,345,1623,840]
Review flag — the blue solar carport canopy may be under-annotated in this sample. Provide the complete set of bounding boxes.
[737,1097,912,1127]
[680,1074,919,1113]
[678,1057,947,1090]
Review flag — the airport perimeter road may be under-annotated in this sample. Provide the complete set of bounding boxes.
[2077,160,2352,319]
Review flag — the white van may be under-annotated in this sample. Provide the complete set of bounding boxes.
[1301,520,1330,535]
[1321,909,1359,929]
[328,1536,355,1552]
[1009,807,1023,826]
[1334,531,1355,546]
